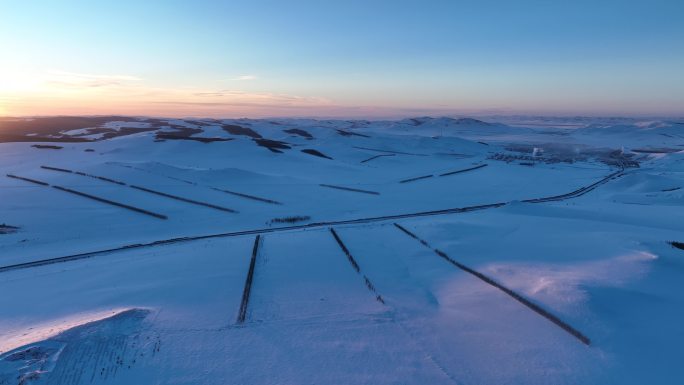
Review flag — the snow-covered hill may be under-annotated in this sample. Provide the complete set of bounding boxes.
[0,116,682,385]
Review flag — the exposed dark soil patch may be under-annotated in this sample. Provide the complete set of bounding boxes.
[301,149,332,159]
[336,129,370,138]
[0,224,19,234]
[0,116,138,142]
[0,116,136,134]
[0,116,207,143]
[284,128,313,139]
[155,133,232,143]
[408,117,491,127]
[4,136,93,143]
[84,149,95,152]
[670,241,684,251]
[32,144,63,150]
[662,187,681,192]
[254,138,291,152]
[99,126,159,140]
[153,125,203,141]
[223,125,262,138]
[269,215,310,224]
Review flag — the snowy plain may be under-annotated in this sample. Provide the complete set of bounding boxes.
[0,116,683,384]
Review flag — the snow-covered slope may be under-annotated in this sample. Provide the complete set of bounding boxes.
[0,116,682,384]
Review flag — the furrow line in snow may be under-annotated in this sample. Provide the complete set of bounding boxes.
[329,228,385,304]
[237,235,261,324]
[393,222,591,346]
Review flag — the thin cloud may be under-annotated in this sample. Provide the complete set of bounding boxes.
[190,89,331,106]
[45,70,142,88]
[228,75,258,81]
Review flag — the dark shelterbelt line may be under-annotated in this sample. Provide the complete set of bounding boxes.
[237,235,261,324]
[393,223,591,346]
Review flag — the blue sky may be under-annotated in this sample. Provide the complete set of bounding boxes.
[1,0,683,117]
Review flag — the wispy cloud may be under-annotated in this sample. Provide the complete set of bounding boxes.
[228,75,258,81]
[191,89,330,106]
[1,69,466,118]
[44,70,142,88]
[0,69,339,117]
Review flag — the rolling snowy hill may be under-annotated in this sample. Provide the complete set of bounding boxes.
[1,116,682,385]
